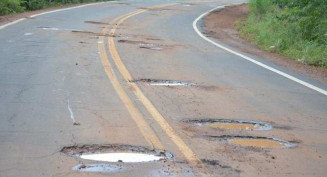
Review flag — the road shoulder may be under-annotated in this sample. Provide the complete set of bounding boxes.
[204,4,327,84]
[0,2,103,26]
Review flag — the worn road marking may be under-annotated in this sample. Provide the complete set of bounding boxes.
[106,4,204,167]
[99,9,192,175]
[193,5,327,96]
[98,31,164,150]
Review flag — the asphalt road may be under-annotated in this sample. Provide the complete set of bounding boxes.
[0,0,326,177]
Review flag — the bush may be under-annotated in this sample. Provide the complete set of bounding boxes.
[27,0,46,10]
[0,0,25,15]
[0,0,112,16]
[249,0,274,15]
[239,0,327,68]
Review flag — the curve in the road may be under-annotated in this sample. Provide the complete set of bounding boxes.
[107,3,202,165]
[193,5,327,96]
[97,4,217,177]
[97,4,216,177]
[0,2,108,30]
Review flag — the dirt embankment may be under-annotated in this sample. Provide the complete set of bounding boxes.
[204,4,327,84]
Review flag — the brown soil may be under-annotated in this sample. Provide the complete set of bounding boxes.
[204,4,327,84]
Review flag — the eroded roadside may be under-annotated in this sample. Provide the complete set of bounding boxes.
[204,4,327,84]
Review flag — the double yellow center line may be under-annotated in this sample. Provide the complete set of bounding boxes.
[98,4,210,176]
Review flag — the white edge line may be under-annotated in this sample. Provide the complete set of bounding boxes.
[192,5,327,96]
[0,18,26,30]
[0,1,107,30]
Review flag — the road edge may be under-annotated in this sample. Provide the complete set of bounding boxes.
[0,1,109,30]
[192,5,327,96]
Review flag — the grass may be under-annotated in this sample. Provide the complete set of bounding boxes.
[237,0,327,68]
[0,0,114,16]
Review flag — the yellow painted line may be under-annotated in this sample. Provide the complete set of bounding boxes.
[99,8,186,176]
[98,17,164,150]
[107,5,201,165]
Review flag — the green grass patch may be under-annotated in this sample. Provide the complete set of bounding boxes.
[237,0,327,68]
[0,0,113,16]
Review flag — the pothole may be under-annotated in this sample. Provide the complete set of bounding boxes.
[206,135,296,148]
[71,30,117,37]
[38,27,80,31]
[114,2,130,5]
[130,79,197,86]
[118,40,163,50]
[61,144,173,163]
[73,163,123,173]
[138,7,174,11]
[84,21,110,25]
[184,119,272,131]
[71,30,94,34]
[201,159,241,173]
[39,27,60,31]
[145,38,161,41]
[81,153,165,162]
[118,39,147,44]
[201,159,230,168]
[139,45,163,50]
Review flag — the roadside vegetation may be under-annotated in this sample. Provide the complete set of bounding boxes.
[0,0,112,16]
[238,0,327,68]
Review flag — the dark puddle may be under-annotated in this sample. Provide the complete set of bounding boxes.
[205,135,297,148]
[184,119,272,131]
[61,144,173,162]
[130,79,197,86]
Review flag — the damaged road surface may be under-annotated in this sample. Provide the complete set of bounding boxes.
[0,0,326,177]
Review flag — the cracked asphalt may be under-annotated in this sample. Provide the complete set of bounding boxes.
[0,0,326,177]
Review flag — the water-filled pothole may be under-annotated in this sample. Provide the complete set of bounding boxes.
[206,135,296,148]
[61,144,173,162]
[73,163,122,173]
[80,153,164,162]
[130,79,197,86]
[184,119,272,131]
